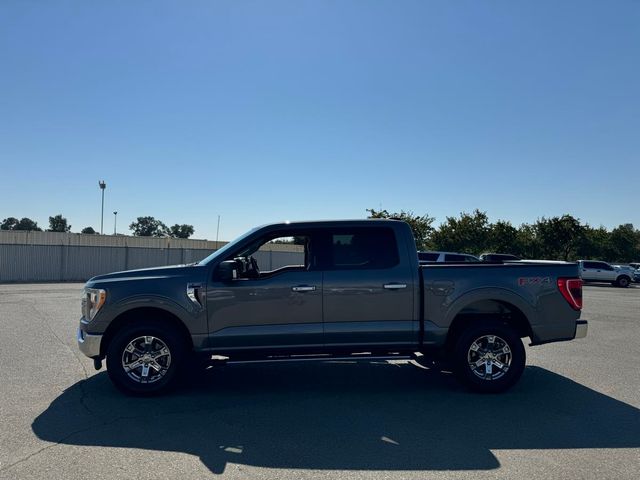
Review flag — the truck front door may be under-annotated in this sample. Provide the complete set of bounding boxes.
[206,230,323,352]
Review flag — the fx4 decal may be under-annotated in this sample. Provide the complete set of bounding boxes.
[518,277,551,286]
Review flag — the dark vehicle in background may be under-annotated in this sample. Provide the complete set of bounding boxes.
[479,253,521,262]
[418,251,479,263]
[77,220,587,396]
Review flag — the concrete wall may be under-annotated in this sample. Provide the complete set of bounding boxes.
[0,231,304,282]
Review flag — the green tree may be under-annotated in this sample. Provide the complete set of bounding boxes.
[516,223,541,259]
[169,224,195,239]
[534,215,584,261]
[11,218,42,231]
[608,224,638,262]
[2,217,42,231]
[129,216,168,237]
[1,217,19,230]
[576,225,610,260]
[81,226,97,234]
[487,220,520,255]
[366,208,434,250]
[431,210,490,254]
[48,214,71,232]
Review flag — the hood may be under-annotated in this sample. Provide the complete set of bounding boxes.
[87,264,198,284]
[613,265,634,272]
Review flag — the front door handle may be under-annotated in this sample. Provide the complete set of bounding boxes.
[383,283,407,290]
[291,285,316,292]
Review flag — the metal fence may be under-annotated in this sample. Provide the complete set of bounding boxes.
[0,232,304,283]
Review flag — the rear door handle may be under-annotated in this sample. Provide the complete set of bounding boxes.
[291,285,316,292]
[383,283,407,290]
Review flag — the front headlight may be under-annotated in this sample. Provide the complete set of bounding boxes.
[82,288,107,321]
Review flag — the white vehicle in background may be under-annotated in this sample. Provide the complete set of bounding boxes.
[577,260,634,288]
[418,251,480,263]
[628,263,640,283]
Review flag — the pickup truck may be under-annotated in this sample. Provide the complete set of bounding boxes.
[77,220,587,395]
[577,260,634,288]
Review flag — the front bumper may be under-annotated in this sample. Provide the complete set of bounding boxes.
[77,327,103,358]
[574,320,588,339]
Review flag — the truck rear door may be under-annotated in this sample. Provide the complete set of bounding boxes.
[319,226,418,349]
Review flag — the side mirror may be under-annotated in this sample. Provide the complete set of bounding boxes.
[217,260,237,282]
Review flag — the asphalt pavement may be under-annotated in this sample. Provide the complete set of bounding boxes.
[0,282,639,479]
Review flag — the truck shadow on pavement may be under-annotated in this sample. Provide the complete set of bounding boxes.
[32,362,640,474]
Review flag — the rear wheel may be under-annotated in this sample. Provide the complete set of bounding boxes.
[452,320,525,393]
[616,276,630,288]
[106,320,186,395]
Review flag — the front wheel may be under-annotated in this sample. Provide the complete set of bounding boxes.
[452,320,526,393]
[106,320,186,395]
[616,276,630,288]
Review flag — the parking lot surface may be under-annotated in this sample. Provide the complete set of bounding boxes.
[0,283,639,479]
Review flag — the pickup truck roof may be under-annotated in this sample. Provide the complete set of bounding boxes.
[254,219,403,228]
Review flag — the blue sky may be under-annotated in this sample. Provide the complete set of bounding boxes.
[1,0,638,240]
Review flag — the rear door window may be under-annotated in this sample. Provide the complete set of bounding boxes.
[327,228,399,270]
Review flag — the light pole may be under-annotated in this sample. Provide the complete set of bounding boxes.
[99,180,106,234]
[216,215,221,248]
[113,211,118,235]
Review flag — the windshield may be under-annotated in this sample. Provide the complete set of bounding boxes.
[199,227,260,265]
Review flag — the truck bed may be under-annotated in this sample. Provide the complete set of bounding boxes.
[419,261,582,347]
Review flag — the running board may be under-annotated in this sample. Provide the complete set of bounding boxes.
[208,352,416,366]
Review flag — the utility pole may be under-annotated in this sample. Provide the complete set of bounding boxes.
[216,215,221,247]
[113,211,118,235]
[99,180,106,234]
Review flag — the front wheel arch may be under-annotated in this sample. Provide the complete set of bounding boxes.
[100,307,193,359]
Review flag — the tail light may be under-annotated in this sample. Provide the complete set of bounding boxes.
[557,278,583,310]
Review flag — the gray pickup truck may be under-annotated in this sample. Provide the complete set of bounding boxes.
[77,219,587,395]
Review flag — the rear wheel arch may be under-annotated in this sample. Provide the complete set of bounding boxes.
[444,299,532,354]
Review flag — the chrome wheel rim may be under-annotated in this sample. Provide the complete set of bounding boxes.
[121,336,172,384]
[467,334,512,381]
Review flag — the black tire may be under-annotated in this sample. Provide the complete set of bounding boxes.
[451,320,525,393]
[106,320,186,395]
[616,276,630,288]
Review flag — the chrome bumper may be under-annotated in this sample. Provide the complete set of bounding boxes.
[77,327,103,358]
[574,320,588,339]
